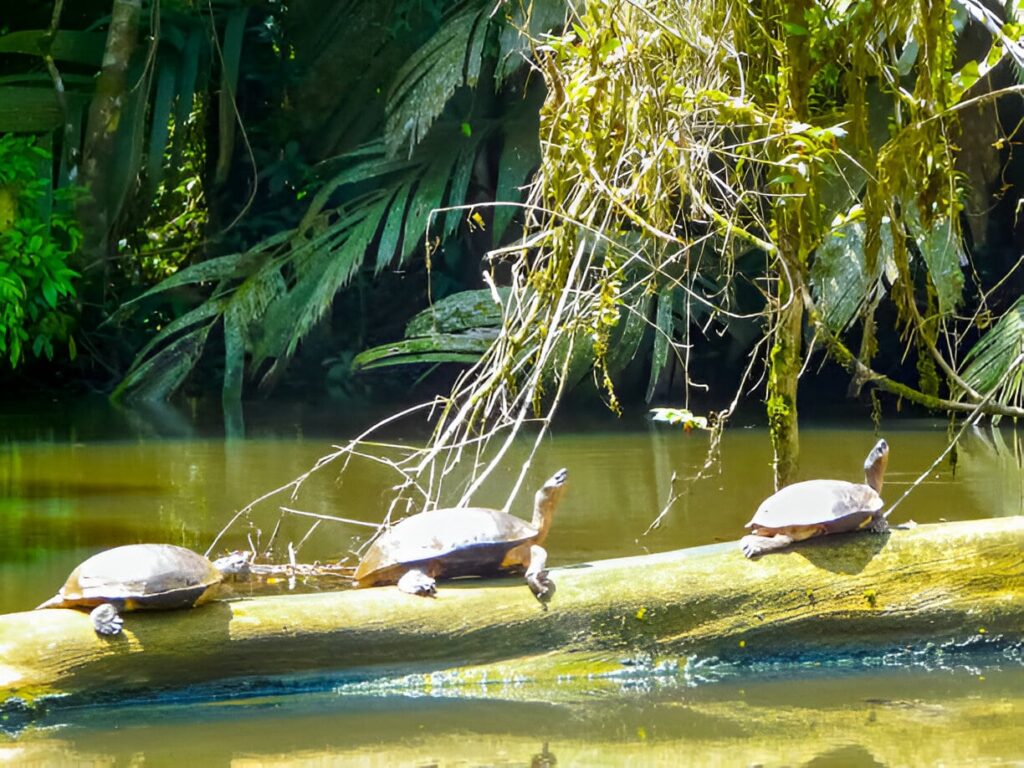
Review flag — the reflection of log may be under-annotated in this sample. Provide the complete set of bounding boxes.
[1,517,1022,713]
[6,672,1024,765]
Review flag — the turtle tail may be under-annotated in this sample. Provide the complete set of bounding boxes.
[36,593,65,610]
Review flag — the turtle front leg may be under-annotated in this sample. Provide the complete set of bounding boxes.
[867,515,891,534]
[397,568,437,597]
[741,534,795,559]
[90,603,124,636]
[525,545,555,605]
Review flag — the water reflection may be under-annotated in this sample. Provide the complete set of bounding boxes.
[4,665,1024,766]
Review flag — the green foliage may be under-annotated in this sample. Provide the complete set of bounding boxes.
[649,407,708,431]
[514,0,1016,429]
[117,0,566,402]
[0,135,80,368]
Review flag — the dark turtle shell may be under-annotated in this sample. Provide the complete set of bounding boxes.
[353,507,537,587]
[38,544,222,611]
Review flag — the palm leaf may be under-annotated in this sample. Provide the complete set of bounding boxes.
[811,221,890,332]
[128,299,225,367]
[144,59,178,200]
[112,321,214,402]
[123,250,267,306]
[493,98,542,240]
[405,288,508,337]
[353,331,497,371]
[0,30,106,66]
[495,0,567,83]
[960,296,1024,406]
[914,215,965,315]
[214,7,247,185]
[646,286,674,402]
[385,5,489,157]
[170,27,203,172]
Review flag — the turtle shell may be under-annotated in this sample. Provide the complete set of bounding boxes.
[353,507,537,587]
[41,544,222,611]
[746,479,882,531]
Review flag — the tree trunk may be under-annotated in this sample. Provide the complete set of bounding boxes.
[767,291,802,488]
[766,0,813,489]
[76,0,142,299]
[1,517,1022,719]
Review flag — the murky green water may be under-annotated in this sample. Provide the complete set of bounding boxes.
[2,398,1024,764]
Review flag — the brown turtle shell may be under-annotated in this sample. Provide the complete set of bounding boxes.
[353,507,537,588]
[745,479,883,534]
[39,544,222,611]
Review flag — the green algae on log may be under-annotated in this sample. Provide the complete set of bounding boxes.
[1,517,1023,711]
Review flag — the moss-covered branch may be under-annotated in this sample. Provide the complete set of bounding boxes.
[1,517,1022,717]
[803,289,1024,419]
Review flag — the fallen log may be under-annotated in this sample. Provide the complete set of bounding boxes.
[1,517,1022,715]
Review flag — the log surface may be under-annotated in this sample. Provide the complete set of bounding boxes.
[1,517,1022,711]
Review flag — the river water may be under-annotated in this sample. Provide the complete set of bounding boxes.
[2,397,1023,764]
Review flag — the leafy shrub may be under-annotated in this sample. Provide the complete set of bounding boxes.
[0,135,81,367]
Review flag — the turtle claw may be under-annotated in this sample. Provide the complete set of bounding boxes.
[527,572,555,606]
[90,603,124,636]
[740,534,794,559]
[397,569,437,597]
[868,516,891,534]
[526,544,554,607]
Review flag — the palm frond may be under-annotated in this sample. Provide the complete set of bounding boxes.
[112,321,215,401]
[492,92,543,240]
[384,4,489,157]
[811,221,890,332]
[960,296,1024,406]
[495,0,567,83]
[912,214,965,315]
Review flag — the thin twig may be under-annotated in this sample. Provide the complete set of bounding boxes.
[279,507,383,529]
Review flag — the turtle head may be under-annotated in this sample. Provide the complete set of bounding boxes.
[212,550,253,577]
[863,439,889,493]
[531,468,568,543]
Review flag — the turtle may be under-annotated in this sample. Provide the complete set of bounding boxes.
[37,544,250,635]
[740,438,890,558]
[353,467,568,600]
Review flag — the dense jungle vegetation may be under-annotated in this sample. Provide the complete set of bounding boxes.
[3,0,1024,485]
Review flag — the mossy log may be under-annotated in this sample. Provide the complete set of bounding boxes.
[2,517,1023,713]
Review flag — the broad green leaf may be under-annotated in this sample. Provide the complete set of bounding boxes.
[145,60,178,201]
[915,216,964,315]
[493,107,541,240]
[215,8,248,185]
[405,288,509,338]
[0,30,105,66]
[811,221,890,332]
[646,286,674,402]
